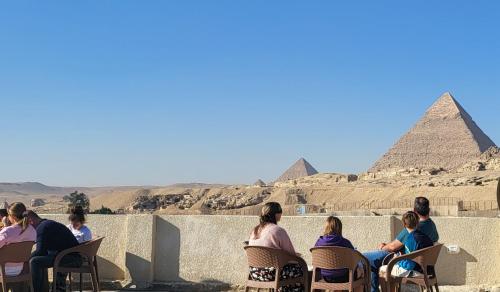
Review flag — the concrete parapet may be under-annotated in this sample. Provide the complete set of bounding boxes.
[42,214,500,287]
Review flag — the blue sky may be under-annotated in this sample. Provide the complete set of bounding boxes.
[1,1,499,186]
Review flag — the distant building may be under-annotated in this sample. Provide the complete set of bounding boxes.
[30,198,46,207]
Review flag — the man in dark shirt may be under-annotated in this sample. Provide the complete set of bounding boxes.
[26,211,81,292]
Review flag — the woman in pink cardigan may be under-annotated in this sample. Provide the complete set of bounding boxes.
[248,202,304,292]
[0,202,37,276]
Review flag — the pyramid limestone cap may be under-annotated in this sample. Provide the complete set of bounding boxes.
[275,158,319,182]
[425,92,468,119]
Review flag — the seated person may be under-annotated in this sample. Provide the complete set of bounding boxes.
[67,206,92,243]
[0,203,37,276]
[0,208,8,229]
[363,196,439,292]
[248,202,304,292]
[314,216,361,283]
[26,211,82,292]
[379,211,433,284]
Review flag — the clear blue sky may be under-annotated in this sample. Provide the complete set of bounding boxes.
[1,1,499,186]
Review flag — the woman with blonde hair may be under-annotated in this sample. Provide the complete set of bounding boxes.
[314,216,357,283]
[248,202,304,292]
[0,202,37,276]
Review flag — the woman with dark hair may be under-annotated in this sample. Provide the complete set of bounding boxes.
[248,202,304,292]
[67,206,92,243]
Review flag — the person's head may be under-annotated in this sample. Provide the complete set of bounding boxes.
[7,202,30,233]
[414,196,430,218]
[0,209,7,219]
[252,202,283,238]
[68,206,86,230]
[323,216,342,236]
[25,210,42,228]
[402,211,419,231]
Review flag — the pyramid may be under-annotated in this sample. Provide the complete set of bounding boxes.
[254,179,266,187]
[275,158,319,182]
[369,92,496,172]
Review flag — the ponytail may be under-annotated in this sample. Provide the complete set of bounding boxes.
[20,216,29,234]
[252,202,282,239]
[8,202,29,234]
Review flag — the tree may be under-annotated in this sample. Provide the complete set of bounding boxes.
[92,206,115,214]
[63,191,90,213]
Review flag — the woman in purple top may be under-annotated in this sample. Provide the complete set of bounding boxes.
[314,216,356,283]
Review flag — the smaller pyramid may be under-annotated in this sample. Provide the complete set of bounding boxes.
[254,179,266,187]
[275,158,319,182]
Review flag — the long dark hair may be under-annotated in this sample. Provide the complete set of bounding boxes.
[252,202,282,239]
[68,205,86,224]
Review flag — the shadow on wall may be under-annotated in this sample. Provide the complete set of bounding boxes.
[155,217,182,281]
[436,247,477,285]
[124,252,153,287]
[153,217,234,289]
[96,256,125,281]
[393,217,478,285]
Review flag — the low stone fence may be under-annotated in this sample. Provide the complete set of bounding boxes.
[44,215,500,288]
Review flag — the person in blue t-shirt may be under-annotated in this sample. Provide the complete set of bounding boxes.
[363,197,440,292]
[379,211,433,285]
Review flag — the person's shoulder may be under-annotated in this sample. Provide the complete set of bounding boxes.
[266,224,288,236]
[25,224,37,238]
[396,228,409,241]
[0,224,19,235]
[81,225,92,233]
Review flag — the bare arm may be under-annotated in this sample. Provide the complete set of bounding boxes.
[380,239,404,252]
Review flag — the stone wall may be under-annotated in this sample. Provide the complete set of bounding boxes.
[43,215,500,287]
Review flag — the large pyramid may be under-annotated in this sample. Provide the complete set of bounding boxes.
[369,92,496,172]
[276,158,319,182]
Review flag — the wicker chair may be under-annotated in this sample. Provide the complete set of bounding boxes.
[309,246,370,292]
[52,237,104,292]
[379,244,443,292]
[243,246,309,292]
[0,241,35,292]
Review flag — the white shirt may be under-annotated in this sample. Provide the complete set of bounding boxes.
[67,224,92,243]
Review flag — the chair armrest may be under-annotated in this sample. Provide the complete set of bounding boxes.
[53,245,84,270]
[353,250,371,272]
[279,252,308,272]
[384,252,418,280]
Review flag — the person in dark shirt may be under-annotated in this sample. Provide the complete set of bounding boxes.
[26,211,82,292]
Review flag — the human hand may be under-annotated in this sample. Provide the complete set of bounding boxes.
[378,243,386,250]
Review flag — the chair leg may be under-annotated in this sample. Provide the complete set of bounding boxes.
[79,273,83,292]
[434,283,439,292]
[93,257,100,291]
[90,266,99,292]
[29,278,35,292]
[52,268,57,292]
[69,272,72,291]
